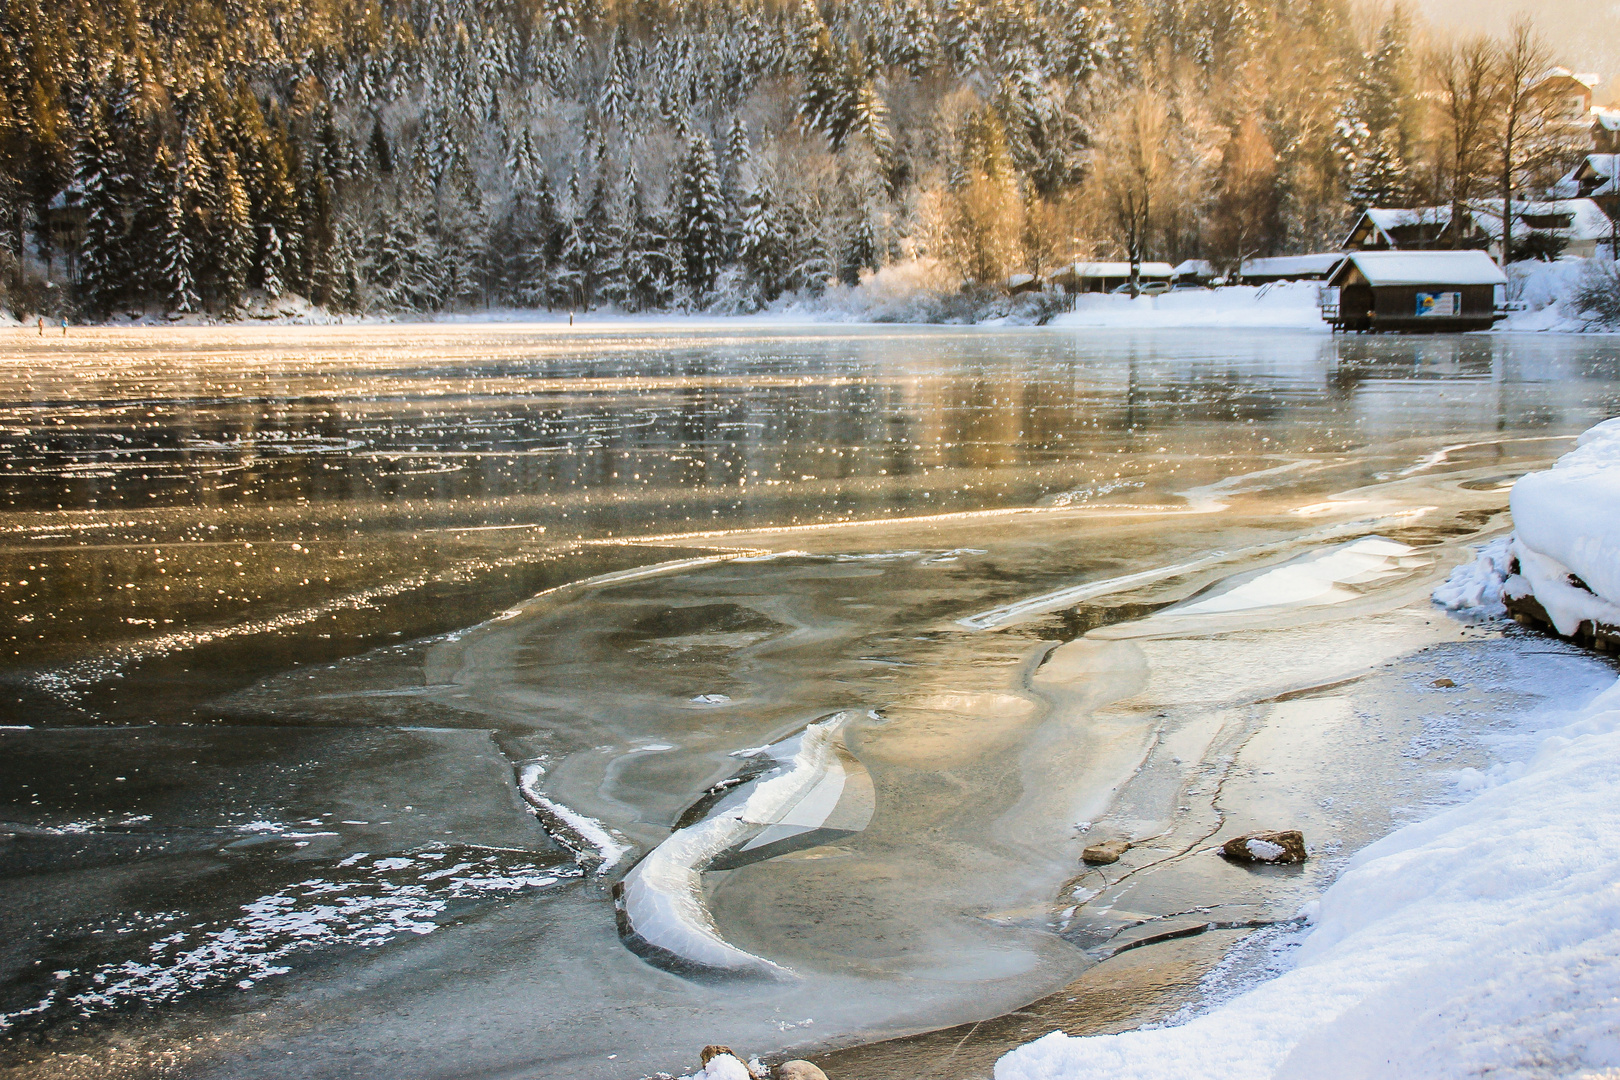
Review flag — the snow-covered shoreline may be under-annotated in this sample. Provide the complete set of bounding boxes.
[14,256,1620,333]
[996,671,1620,1080]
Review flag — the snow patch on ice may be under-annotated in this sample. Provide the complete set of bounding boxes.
[1165,537,1427,617]
[516,762,631,872]
[0,847,572,1033]
[1048,283,1329,331]
[616,714,866,978]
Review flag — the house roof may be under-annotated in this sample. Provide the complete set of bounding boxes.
[1536,67,1600,91]
[1058,261,1176,278]
[1172,259,1215,277]
[1595,110,1620,133]
[1239,253,1343,277]
[1329,250,1507,288]
[1363,206,1454,232]
[1570,154,1620,196]
[1469,198,1615,243]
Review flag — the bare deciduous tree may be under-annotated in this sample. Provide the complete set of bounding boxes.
[1089,90,1170,295]
[1427,36,1500,249]
[1492,20,1583,262]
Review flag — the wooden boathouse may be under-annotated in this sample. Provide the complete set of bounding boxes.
[1321,250,1507,333]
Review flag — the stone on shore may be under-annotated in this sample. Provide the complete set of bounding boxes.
[776,1062,830,1080]
[699,1047,753,1080]
[1221,830,1307,864]
[1082,839,1131,865]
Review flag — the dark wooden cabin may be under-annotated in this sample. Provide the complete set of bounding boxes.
[1322,251,1506,333]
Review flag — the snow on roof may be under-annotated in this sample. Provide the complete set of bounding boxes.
[1536,66,1600,90]
[1172,259,1215,277]
[1332,250,1506,287]
[1580,154,1618,178]
[1363,206,1453,231]
[1595,110,1620,132]
[1470,198,1615,243]
[1005,272,1037,287]
[1061,261,1176,278]
[1239,254,1343,277]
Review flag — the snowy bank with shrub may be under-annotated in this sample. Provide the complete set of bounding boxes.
[1500,257,1620,332]
[996,672,1620,1080]
[1434,417,1620,641]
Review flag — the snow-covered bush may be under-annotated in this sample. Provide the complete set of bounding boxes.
[1571,259,1620,326]
[801,258,1066,324]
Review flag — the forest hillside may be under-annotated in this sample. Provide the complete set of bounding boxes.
[0,0,1589,317]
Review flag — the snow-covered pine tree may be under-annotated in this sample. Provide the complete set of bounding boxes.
[737,164,788,300]
[161,189,200,314]
[675,129,727,298]
[74,103,132,315]
[261,225,287,298]
[600,30,633,126]
[217,154,254,310]
[1348,130,1412,210]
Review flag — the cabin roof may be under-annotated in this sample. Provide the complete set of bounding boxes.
[1057,261,1176,278]
[1239,253,1342,277]
[1329,250,1506,288]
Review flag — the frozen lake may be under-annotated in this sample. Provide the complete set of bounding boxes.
[3,324,1619,1079]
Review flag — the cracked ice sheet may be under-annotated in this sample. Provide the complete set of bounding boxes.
[997,676,1620,1080]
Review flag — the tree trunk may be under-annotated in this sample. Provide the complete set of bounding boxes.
[1502,125,1514,265]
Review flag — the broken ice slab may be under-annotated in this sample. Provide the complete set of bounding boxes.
[613,712,876,979]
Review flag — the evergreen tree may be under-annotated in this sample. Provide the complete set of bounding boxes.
[738,169,788,299]
[675,129,727,297]
[217,154,254,308]
[161,189,200,313]
[74,103,131,315]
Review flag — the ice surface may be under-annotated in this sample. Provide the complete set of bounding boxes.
[1164,537,1427,617]
[996,676,1620,1080]
[0,847,573,1033]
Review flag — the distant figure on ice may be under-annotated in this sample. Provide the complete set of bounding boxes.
[60,317,67,335]
[36,316,43,335]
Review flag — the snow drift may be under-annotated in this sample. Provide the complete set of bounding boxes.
[996,675,1620,1080]
[1506,416,1620,635]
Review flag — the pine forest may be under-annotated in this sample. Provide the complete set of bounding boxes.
[0,0,1584,318]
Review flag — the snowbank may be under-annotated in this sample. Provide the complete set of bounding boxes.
[1047,282,1327,330]
[1506,417,1620,635]
[1500,257,1620,332]
[996,674,1620,1080]
[1432,418,1620,637]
